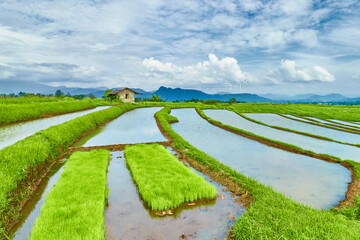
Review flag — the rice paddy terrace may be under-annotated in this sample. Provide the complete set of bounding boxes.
[1,100,360,239]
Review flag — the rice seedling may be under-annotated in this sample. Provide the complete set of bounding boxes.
[124,144,217,210]
[0,98,112,125]
[30,150,110,240]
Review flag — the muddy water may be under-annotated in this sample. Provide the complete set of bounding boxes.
[204,110,360,162]
[0,106,110,150]
[10,162,65,239]
[170,109,350,209]
[244,113,360,145]
[105,151,245,240]
[80,107,166,147]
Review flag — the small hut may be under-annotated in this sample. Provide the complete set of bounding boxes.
[108,88,139,103]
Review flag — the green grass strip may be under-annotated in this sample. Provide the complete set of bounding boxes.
[30,150,110,240]
[0,98,112,125]
[125,144,216,211]
[155,107,360,239]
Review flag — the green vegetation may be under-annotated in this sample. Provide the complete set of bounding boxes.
[231,102,360,122]
[30,150,110,240]
[0,105,135,236]
[155,107,360,239]
[0,98,112,125]
[125,144,216,210]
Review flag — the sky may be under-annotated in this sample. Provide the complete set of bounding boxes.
[0,0,359,96]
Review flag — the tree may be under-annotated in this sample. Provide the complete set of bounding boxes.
[55,90,63,97]
[104,89,116,101]
[88,94,96,99]
[150,94,163,102]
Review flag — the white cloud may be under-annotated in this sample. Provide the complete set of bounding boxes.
[267,60,335,84]
[142,54,253,88]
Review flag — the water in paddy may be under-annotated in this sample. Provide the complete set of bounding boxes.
[305,117,360,131]
[244,113,360,145]
[10,162,65,239]
[0,106,110,150]
[170,109,350,209]
[326,119,360,130]
[204,110,360,162]
[80,107,166,147]
[105,151,245,240]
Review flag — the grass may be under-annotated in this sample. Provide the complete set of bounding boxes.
[124,144,216,210]
[0,105,135,237]
[30,150,110,240]
[155,107,360,239]
[0,98,113,125]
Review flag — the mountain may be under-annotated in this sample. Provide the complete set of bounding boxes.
[141,86,270,102]
[260,93,350,103]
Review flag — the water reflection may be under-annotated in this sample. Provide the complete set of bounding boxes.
[205,110,360,162]
[105,151,245,240]
[170,109,350,209]
[244,113,360,145]
[82,107,166,146]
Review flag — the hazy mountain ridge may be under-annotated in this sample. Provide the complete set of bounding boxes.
[1,81,359,103]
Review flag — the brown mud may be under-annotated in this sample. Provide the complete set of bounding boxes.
[195,108,360,210]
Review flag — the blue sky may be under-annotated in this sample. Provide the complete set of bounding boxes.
[0,0,359,95]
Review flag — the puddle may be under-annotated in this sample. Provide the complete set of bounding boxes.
[80,107,166,147]
[0,106,111,150]
[243,113,360,145]
[170,109,351,209]
[204,110,360,163]
[105,151,245,240]
[10,162,66,239]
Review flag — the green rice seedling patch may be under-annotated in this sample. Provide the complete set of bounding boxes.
[30,149,110,240]
[124,144,217,211]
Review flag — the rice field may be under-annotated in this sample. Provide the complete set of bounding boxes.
[1,100,360,239]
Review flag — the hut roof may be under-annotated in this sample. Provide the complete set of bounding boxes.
[108,88,140,95]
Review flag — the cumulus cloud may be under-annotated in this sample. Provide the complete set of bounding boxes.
[267,60,335,84]
[142,54,253,88]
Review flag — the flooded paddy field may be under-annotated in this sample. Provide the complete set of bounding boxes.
[0,106,110,150]
[78,107,166,147]
[105,151,245,240]
[304,117,360,132]
[244,113,360,145]
[10,106,244,240]
[204,110,360,162]
[171,109,351,209]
